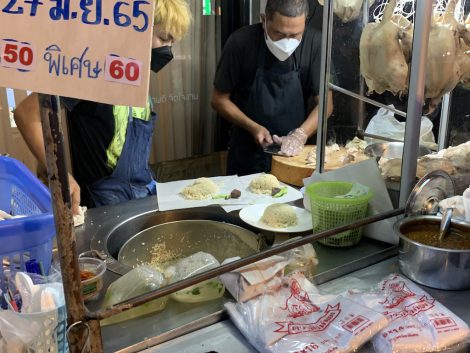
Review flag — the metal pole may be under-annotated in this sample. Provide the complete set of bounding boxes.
[87,207,404,320]
[399,1,433,207]
[357,0,370,134]
[315,0,334,173]
[37,94,103,353]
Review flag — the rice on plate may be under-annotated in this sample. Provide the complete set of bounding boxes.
[181,177,218,200]
[261,203,298,228]
[249,173,280,195]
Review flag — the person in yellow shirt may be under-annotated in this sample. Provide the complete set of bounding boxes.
[14,0,191,213]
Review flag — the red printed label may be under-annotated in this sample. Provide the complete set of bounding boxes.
[1,40,35,71]
[281,278,320,318]
[105,55,142,86]
[379,281,416,308]
[342,315,371,333]
[275,303,341,335]
[383,296,435,321]
[431,317,457,330]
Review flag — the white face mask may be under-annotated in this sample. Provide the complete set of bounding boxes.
[264,26,301,61]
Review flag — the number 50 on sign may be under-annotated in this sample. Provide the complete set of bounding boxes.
[1,39,36,71]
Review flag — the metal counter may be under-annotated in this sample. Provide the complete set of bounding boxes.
[74,195,398,353]
[143,257,470,353]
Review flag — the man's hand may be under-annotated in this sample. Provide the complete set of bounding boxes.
[250,125,273,148]
[273,128,308,157]
[68,174,81,216]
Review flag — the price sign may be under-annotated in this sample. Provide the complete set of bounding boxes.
[0,0,155,107]
[105,55,142,86]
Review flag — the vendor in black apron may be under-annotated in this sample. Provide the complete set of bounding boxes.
[212,0,333,176]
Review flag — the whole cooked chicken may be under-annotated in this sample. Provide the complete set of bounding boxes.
[424,0,462,114]
[318,0,375,23]
[360,0,410,96]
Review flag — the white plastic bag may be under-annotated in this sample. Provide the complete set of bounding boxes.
[365,105,436,149]
[220,255,289,302]
[347,274,470,353]
[226,272,389,353]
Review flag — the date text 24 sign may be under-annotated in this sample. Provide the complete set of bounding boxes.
[0,0,155,107]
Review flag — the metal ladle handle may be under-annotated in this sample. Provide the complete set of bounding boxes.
[438,208,453,241]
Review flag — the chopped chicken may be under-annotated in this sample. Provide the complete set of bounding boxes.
[306,144,340,166]
[379,141,470,180]
[359,0,410,96]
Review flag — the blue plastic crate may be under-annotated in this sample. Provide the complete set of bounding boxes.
[0,156,55,290]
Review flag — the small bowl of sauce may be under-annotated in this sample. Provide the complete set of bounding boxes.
[78,257,106,301]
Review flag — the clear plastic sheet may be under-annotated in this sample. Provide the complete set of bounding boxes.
[280,238,319,281]
[165,252,225,303]
[101,265,167,325]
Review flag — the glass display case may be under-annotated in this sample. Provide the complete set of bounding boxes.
[315,0,470,207]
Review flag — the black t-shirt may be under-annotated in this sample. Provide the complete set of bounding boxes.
[61,98,115,205]
[214,23,322,104]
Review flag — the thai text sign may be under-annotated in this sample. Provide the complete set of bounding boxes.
[0,0,155,107]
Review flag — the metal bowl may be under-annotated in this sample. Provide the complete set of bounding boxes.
[394,215,470,290]
[365,142,432,159]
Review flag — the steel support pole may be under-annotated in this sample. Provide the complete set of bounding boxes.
[399,1,433,207]
[316,0,334,173]
[37,94,103,353]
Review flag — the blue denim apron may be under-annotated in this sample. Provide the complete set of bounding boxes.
[87,107,157,207]
[227,42,306,175]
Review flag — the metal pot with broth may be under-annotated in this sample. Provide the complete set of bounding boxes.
[394,216,470,290]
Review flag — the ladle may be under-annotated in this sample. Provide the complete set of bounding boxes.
[438,207,453,241]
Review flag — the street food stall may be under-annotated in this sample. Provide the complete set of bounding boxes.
[1,0,470,353]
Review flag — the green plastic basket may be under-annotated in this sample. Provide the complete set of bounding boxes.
[307,181,373,247]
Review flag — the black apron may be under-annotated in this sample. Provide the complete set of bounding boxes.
[87,108,157,208]
[227,42,306,176]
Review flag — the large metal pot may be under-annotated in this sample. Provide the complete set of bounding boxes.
[394,215,470,290]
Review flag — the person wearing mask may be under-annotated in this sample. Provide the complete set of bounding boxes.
[14,0,192,214]
[211,0,333,176]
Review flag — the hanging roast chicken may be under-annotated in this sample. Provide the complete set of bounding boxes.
[318,0,376,23]
[359,0,470,114]
[423,0,462,114]
[359,0,410,96]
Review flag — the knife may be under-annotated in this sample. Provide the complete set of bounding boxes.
[263,144,284,156]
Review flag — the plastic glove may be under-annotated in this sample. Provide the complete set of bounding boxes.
[273,128,307,156]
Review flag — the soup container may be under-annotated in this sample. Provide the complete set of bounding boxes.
[394,215,470,290]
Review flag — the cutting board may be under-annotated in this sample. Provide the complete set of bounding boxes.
[271,145,370,186]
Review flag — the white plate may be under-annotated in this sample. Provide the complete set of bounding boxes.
[239,204,313,233]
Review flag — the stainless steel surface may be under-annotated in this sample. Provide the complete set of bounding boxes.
[90,206,265,275]
[141,257,470,353]
[395,215,470,290]
[316,0,334,173]
[364,142,431,160]
[89,208,403,321]
[118,220,263,269]
[329,83,407,118]
[405,170,456,216]
[398,1,433,208]
[74,196,399,352]
[438,208,453,241]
